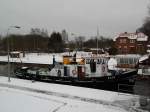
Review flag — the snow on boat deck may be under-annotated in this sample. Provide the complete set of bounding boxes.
[0,76,146,112]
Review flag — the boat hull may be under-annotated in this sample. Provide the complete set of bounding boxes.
[15,67,137,91]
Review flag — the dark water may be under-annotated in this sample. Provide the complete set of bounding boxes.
[0,64,15,77]
[134,80,150,97]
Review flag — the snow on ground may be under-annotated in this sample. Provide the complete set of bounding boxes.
[0,87,127,112]
[0,88,63,112]
[0,76,146,112]
[0,53,62,64]
[0,52,92,64]
[0,52,143,65]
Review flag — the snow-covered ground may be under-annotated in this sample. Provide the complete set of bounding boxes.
[0,52,92,64]
[0,76,147,112]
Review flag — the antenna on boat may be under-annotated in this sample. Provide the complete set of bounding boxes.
[97,27,99,56]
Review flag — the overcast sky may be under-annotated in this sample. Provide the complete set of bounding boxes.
[0,0,149,39]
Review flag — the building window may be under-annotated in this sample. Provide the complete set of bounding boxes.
[129,46,136,53]
[119,39,122,43]
[130,40,135,43]
[119,39,126,43]
[137,45,144,54]
[124,46,127,48]
[123,39,127,43]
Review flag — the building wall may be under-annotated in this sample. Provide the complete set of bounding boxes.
[115,37,129,54]
[115,33,149,54]
[136,41,147,54]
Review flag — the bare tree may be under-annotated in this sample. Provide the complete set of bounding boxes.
[30,28,49,37]
[75,36,85,50]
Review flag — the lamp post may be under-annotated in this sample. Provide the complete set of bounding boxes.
[7,26,21,82]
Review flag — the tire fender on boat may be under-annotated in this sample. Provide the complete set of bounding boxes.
[57,70,61,77]
[102,65,105,72]
[72,70,77,75]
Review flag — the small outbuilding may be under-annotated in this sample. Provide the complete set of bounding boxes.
[10,51,23,58]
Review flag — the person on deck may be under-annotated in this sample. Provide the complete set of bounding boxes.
[107,57,118,76]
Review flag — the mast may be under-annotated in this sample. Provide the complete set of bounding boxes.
[97,27,99,56]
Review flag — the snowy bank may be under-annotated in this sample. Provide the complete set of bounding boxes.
[0,52,92,64]
[0,76,147,112]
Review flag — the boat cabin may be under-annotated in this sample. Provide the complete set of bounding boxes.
[59,56,109,79]
[116,55,140,69]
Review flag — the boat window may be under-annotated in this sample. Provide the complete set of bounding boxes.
[64,66,68,76]
[86,59,90,64]
[118,57,139,64]
[90,59,96,73]
[102,59,105,64]
[55,64,64,69]
[134,58,138,63]
[97,59,101,64]
[129,58,134,64]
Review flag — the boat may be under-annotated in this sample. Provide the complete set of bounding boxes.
[137,55,150,79]
[14,54,138,90]
[115,54,140,70]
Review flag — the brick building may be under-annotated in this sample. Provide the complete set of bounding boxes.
[114,32,150,54]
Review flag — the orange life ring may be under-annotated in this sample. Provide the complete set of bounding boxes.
[72,70,77,75]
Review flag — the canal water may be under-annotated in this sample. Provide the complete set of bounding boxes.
[0,64,16,77]
[134,80,150,97]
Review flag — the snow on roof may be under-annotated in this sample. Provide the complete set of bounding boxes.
[10,51,21,54]
[113,36,118,41]
[113,33,135,41]
[147,45,150,47]
[0,76,141,112]
[114,32,148,41]
[22,66,28,69]
[137,34,148,41]
[139,55,149,62]
[147,50,150,53]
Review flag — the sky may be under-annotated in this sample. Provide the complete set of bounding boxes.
[0,0,149,39]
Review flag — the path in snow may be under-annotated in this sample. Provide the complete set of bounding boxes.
[0,80,145,112]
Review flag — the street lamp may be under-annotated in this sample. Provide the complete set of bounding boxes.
[7,26,21,82]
